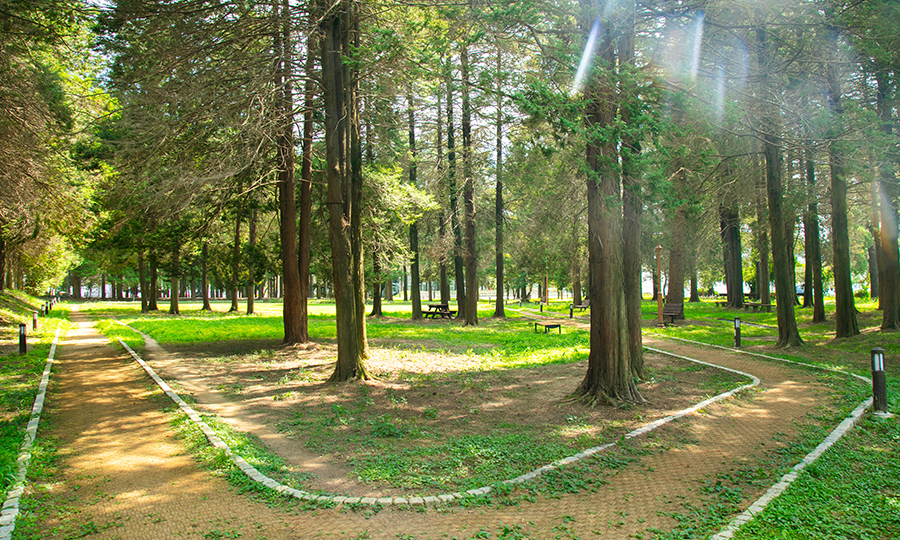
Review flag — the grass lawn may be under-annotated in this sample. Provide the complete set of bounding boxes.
[78,296,899,539]
[0,291,72,501]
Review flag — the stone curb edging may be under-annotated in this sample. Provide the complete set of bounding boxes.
[645,332,876,539]
[0,329,60,540]
[117,336,759,507]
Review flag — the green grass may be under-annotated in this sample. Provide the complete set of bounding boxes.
[0,292,72,501]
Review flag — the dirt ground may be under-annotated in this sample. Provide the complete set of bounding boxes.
[17,307,847,540]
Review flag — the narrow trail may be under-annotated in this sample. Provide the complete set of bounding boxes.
[23,307,843,539]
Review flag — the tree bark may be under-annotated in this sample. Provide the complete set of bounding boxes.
[461,44,478,326]
[247,207,256,315]
[446,57,466,320]
[824,19,859,338]
[574,9,641,405]
[436,82,450,306]
[719,204,743,308]
[138,249,149,313]
[408,91,422,320]
[371,248,383,316]
[493,47,505,318]
[757,25,802,346]
[804,149,826,321]
[277,0,306,344]
[201,241,211,311]
[230,193,242,312]
[148,248,159,311]
[755,173,771,305]
[297,27,315,339]
[876,70,900,329]
[168,242,181,315]
[321,0,367,381]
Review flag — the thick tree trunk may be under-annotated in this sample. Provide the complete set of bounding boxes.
[201,242,211,310]
[321,0,367,381]
[349,3,368,362]
[574,9,641,405]
[876,71,900,329]
[101,275,107,300]
[276,0,306,344]
[824,22,859,338]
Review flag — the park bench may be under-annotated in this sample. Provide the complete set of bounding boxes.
[662,302,684,325]
[742,302,772,312]
[569,299,590,318]
[533,321,561,334]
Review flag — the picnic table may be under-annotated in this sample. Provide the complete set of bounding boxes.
[424,303,456,319]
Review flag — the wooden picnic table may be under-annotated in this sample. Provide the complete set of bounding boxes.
[424,303,456,319]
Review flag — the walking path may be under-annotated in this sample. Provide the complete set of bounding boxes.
[12,307,869,539]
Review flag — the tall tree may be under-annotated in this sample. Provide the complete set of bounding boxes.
[461,41,478,326]
[493,47,505,318]
[320,0,368,381]
[408,91,422,320]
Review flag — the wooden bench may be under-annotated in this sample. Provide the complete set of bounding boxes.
[569,300,590,318]
[534,322,561,334]
[662,303,684,325]
[742,302,772,313]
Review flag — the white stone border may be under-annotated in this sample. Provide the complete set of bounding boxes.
[0,328,60,540]
[645,332,875,539]
[118,337,759,506]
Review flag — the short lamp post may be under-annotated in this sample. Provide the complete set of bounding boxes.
[871,347,888,415]
[32,311,38,331]
[19,324,26,355]
[734,317,741,348]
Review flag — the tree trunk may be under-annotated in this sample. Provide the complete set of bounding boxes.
[876,70,900,329]
[446,57,466,320]
[719,204,743,308]
[168,242,181,315]
[247,207,256,315]
[408,91,422,321]
[321,0,367,381]
[574,9,641,405]
[201,241,211,311]
[348,2,368,362]
[370,248,383,316]
[230,195,242,312]
[138,249,149,313]
[804,149,826,321]
[493,48,505,318]
[148,249,159,311]
[755,173,771,305]
[297,27,315,339]
[461,44,478,326]
[824,20,859,338]
[758,25,802,346]
[276,0,306,344]
[437,84,450,307]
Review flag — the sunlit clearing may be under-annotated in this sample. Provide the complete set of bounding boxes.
[572,18,602,96]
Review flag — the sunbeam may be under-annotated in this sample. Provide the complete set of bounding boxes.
[572,18,602,96]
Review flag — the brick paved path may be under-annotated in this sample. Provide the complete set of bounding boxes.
[22,308,835,540]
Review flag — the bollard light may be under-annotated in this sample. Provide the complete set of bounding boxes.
[734,317,741,348]
[33,311,38,331]
[19,324,26,355]
[871,347,888,414]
